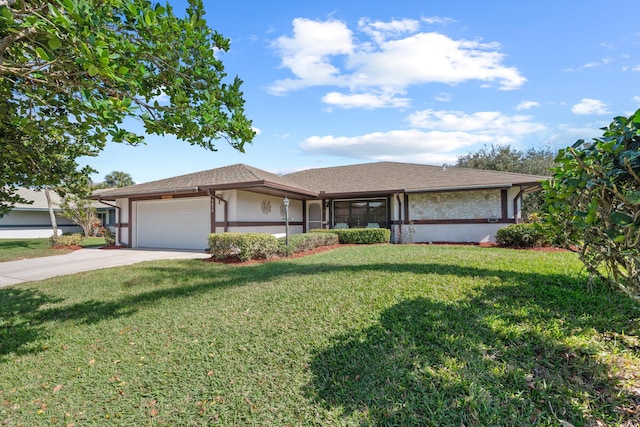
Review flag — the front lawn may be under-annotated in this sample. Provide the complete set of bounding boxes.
[0,237,107,262]
[1,245,638,425]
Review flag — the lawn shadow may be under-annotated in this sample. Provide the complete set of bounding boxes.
[304,283,639,426]
[0,240,33,250]
[0,288,63,361]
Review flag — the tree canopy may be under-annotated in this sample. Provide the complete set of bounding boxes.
[0,0,254,215]
[456,144,556,218]
[456,144,556,176]
[543,110,640,300]
[100,171,135,188]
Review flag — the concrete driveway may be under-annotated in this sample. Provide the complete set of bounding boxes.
[0,248,211,287]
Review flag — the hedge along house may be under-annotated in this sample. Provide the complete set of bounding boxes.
[93,162,547,251]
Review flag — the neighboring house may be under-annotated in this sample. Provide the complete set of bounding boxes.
[0,188,116,238]
[92,162,547,250]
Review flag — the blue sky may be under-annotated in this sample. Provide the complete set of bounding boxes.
[86,0,640,184]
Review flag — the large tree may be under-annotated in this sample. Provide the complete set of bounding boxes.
[0,0,254,215]
[456,144,556,218]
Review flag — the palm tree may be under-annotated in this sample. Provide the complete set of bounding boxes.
[102,171,135,188]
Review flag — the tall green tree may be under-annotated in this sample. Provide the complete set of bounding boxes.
[0,0,255,215]
[456,144,556,176]
[543,110,640,300]
[456,144,556,218]
[102,171,135,188]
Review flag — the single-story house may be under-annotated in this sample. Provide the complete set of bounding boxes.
[92,162,547,250]
[0,188,116,238]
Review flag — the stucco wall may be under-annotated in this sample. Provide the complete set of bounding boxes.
[0,210,80,238]
[235,190,303,222]
[409,190,501,220]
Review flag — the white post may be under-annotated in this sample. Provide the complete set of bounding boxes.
[284,197,290,248]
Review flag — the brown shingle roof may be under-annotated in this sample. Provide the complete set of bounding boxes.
[94,164,317,199]
[284,162,548,196]
[93,161,548,200]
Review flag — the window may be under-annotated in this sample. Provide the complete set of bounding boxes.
[333,199,388,229]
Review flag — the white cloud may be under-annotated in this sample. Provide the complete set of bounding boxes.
[300,109,546,164]
[434,92,452,102]
[516,100,540,110]
[269,18,354,94]
[358,18,420,44]
[301,129,492,164]
[322,91,410,109]
[633,96,640,103]
[347,32,525,91]
[408,109,545,135]
[584,57,613,68]
[421,16,456,26]
[633,64,640,72]
[571,98,609,115]
[268,17,526,107]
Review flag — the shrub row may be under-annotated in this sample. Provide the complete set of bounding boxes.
[278,232,339,256]
[209,233,280,262]
[209,229,388,261]
[312,228,390,244]
[49,233,83,247]
[495,223,546,248]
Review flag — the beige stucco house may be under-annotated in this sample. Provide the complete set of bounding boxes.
[92,162,547,250]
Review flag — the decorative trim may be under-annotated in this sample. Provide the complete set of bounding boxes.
[215,221,304,227]
[391,218,514,225]
[260,200,272,215]
[501,189,508,220]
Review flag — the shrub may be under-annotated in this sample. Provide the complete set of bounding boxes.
[543,109,640,300]
[101,227,116,245]
[278,232,339,256]
[495,223,545,248]
[209,232,279,262]
[312,228,390,244]
[49,233,83,247]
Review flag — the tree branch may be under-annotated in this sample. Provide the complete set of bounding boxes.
[0,26,38,57]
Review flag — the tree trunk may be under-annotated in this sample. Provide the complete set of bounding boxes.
[44,187,59,241]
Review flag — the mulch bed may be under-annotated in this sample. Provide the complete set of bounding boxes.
[204,244,345,265]
[51,245,83,250]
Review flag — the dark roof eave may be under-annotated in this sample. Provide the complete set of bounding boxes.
[318,189,404,199]
[93,181,318,200]
[92,186,202,200]
[199,180,318,197]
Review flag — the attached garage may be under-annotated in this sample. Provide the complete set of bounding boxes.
[135,197,210,250]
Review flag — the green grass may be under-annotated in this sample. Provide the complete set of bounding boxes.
[0,237,107,262]
[1,245,638,426]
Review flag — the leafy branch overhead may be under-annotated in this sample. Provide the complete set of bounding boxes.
[543,109,640,300]
[0,0,255,214]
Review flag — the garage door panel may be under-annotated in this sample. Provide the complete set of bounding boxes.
[136,198,210,250]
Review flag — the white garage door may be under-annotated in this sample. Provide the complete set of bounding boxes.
[136,197,210,250]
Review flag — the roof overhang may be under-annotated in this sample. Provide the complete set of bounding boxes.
[92,181,319,201]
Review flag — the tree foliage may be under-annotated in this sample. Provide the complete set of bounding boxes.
[0,0,254,215]
[456,145,556,218]
[542,110,640,300]
[456,144,556,176]
[59,192,98,237]
[101,171,135,188]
